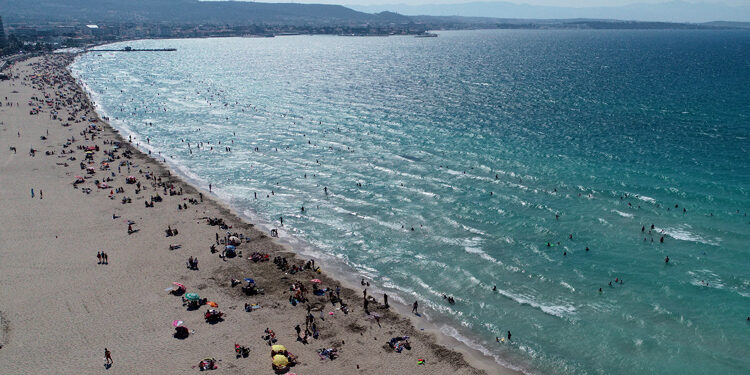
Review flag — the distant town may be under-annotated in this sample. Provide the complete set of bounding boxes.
[0,19,436,56]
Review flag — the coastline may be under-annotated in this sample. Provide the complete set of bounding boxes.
[0,53,517,374]
[68,48,521,375]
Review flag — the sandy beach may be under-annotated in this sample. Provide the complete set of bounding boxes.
[0,54,512,374]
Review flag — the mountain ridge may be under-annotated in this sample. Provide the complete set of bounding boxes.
[0,0,412,25]
[351,1,750,23]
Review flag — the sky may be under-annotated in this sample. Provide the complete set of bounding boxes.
[204,0,749,6]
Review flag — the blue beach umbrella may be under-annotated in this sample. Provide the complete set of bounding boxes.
[244,278,254,283]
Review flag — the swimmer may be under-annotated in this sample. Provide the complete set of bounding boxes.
[665,256,669,264]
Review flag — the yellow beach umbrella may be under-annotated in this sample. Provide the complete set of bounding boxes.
[271,344,286,353]
[272,354,289,367]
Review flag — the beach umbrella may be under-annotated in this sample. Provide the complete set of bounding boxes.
[244,278,254,283]
[228,236,240,243]
[207,301,218,308]
[271,344,286,353]
[310,279,322,284]
[272,354,289,367]
[172,282,186,289]
[225,245,236,251]
[172,320,183,327]
[185,293,200,301]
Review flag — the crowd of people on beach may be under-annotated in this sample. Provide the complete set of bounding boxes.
[3,54,439,373]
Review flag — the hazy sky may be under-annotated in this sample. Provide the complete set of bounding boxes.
[205,0,749,6]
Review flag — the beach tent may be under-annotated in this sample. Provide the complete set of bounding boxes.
[185,293,200,301]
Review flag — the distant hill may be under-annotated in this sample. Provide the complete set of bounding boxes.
[0,0,741,30]
[0,0,411,25]
[351,1,750,23]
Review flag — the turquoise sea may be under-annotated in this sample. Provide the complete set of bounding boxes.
[71,30,750,374]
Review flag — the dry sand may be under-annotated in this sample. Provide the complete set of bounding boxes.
[0,54,514,375]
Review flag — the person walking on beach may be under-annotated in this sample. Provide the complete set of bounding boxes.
[97,252,102,264]
[384,293,389,308]
[31,188,34,198]
[40,190,43,199]
[103,252,108,264]
[104,348,112,366]
[412,301,418,314]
